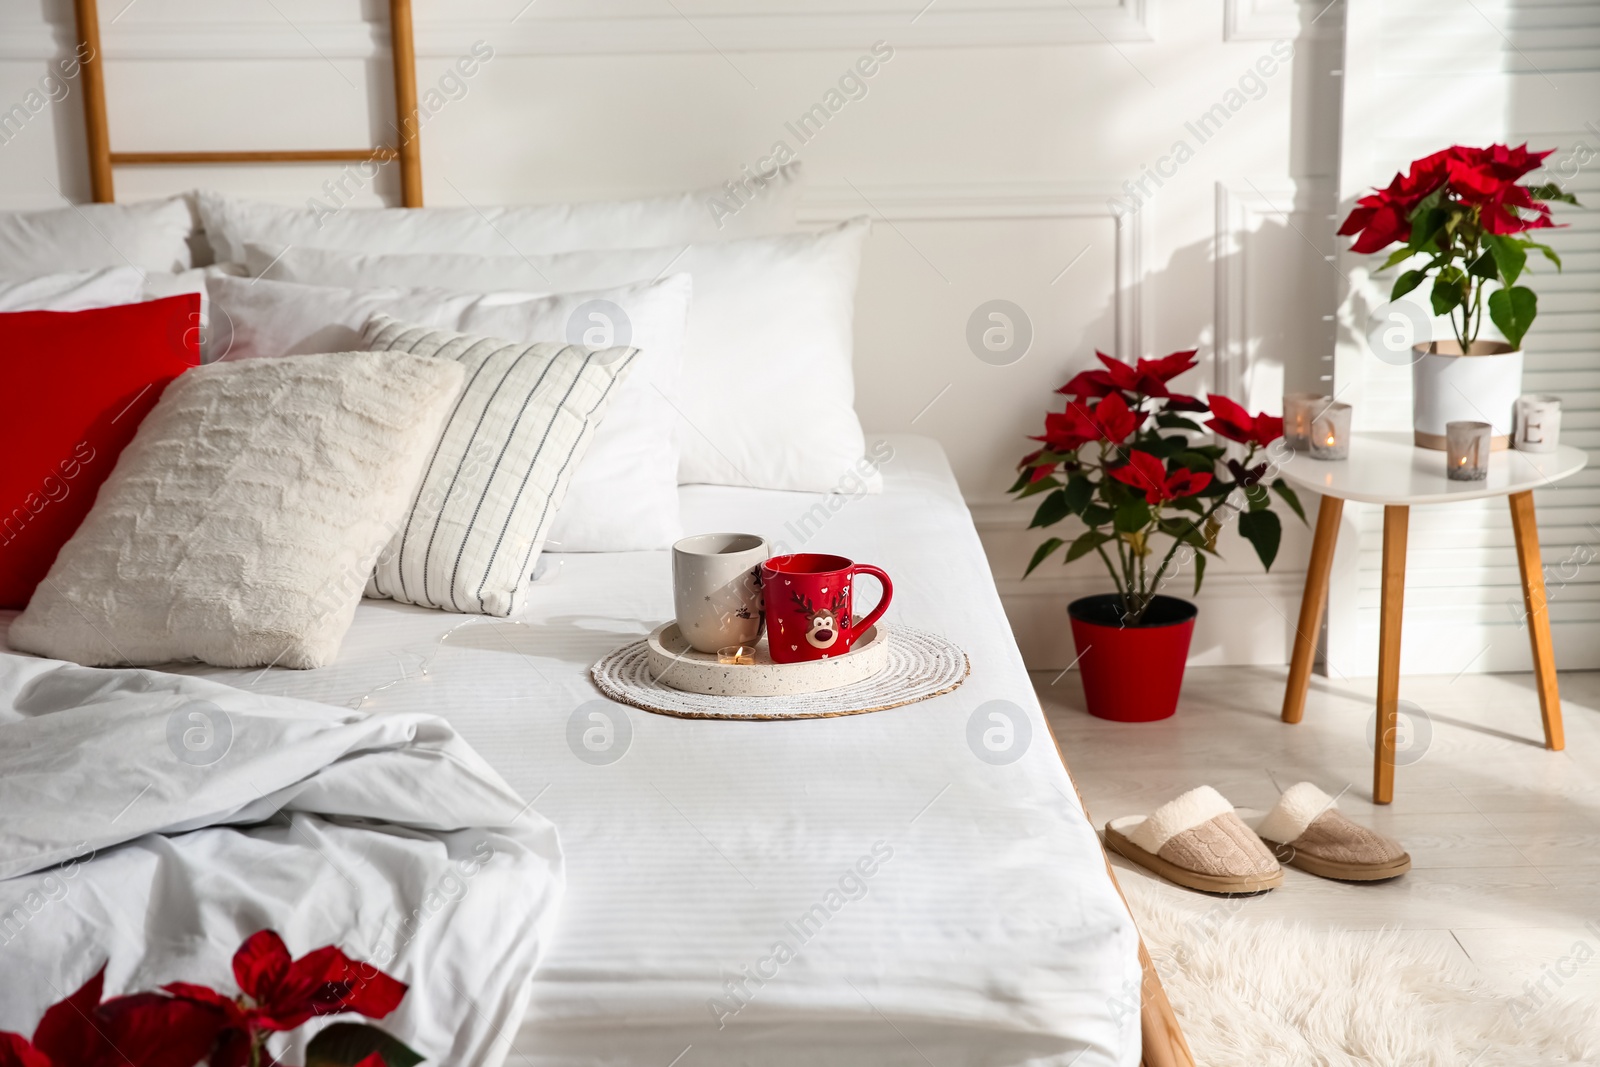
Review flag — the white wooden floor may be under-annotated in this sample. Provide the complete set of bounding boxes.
[1038,665,1600,1004]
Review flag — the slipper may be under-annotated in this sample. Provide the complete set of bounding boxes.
[1241,781,1411,882]
[1104,785,1282,895]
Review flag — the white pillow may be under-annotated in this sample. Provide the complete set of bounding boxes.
[359,316,638,616]
[0,269,147,312]
[247,220,872,491]
[0,197,195,278]
[205,271,691,551]
[198,170,801,267]
[8,352,466,670]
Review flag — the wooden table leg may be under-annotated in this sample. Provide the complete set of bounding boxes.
[1509,490,1565,751]
[1374,505,1409,805]
[1282,494,1344,724]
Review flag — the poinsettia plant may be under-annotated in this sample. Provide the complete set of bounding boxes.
[1339,143,1579,350]
[0,931,418,1067]
[1011,349,1304,626]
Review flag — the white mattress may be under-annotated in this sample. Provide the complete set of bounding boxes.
[84,435,1142,1066]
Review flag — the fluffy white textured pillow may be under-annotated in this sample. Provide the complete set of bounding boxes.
[359,316,638,616]
[205,271,691,551]
[8,352,465,669]
[247,220,872,491]
[0,197,194,278]
[198,170,801,267]
[0,269,147,311]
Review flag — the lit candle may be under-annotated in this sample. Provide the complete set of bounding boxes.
[1308,402,1352,460]
[1282,392,1330,451]
[1514,394,1562,454]
[717,645,756,665]
[1445,420,1492,481]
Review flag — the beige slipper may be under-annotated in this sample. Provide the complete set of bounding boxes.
[1241,782,1411,882]
[1105,785,1283,895]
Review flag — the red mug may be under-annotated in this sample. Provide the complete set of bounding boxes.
[761,553,893,664]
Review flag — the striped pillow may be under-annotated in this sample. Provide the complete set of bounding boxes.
[362,314,638,616]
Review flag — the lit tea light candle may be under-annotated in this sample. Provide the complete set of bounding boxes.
[1308,402,1352,460]
[717,645,756,665]
[1282,392,1329,451]
[1514,394,1561,454]
[1445,420,1492,481]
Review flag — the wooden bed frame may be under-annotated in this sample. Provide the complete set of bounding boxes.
[64,4,1196,1062]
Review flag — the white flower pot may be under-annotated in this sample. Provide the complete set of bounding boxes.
[1411,340,1523,451]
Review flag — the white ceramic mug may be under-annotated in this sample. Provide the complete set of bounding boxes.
[672,533,770,654]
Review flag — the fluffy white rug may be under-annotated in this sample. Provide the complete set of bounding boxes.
[1123,876,1600,1066]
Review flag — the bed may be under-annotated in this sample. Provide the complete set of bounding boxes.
[134,435,1134,1066]
[2,5,1199,1064]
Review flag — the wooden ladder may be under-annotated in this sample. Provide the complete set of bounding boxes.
[69,0,423,206]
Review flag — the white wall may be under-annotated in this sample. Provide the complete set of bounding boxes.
[0,0,1348,667]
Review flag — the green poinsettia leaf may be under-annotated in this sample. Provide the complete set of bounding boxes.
[1062,474,1094,516]
[1488,285,1538,349]
[1030,488,1073,530]
[1023,537,1066,577]
[1080,503,1114,527]
[1192,551,1208,596]
[1270,478,1307,524]
[1113,499,1152,535]
[1430,269,1466,316]
[1378,246,1419,272]
[1155,413,1205,432]
[1390,269,1426,300]
[1526,182,1581,206]
[1466,246,1498,280]
[1530,242,1563,270]
[1016,475,1061,498]
[1238,509,1282,571]
[1483,234,1525,286]
[305,1024,424,1067]
[1064,529,1113,563]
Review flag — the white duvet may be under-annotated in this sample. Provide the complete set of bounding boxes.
[0,654,563,1067]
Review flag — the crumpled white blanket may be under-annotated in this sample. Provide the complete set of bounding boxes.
[0,653,563,1067]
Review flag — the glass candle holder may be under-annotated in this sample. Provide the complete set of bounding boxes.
[1446,421,1492,481]
[716,644,756,665]
[1514,394,1562,454]
[1308,402,1352,460]
[1282,392,1330,452]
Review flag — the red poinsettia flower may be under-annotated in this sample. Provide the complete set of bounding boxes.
[1205,394,1283,448]
[1109,450,1212,504]
[1039,392,1143,451]
[167,931,407,1067]
[0,967,226,1067]
[1057,350,1200,403]
[1339,143,1563,252]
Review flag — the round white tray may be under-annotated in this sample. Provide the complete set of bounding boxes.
[591,624,969,721]
[646,621,889,697]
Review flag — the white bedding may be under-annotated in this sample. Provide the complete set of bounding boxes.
[0,435,1139,1067]
[0,657,562,1067]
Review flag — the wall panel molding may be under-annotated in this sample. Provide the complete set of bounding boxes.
[1223,0,1337,42]
[803,181,1143,362]
[2,2,1156,62]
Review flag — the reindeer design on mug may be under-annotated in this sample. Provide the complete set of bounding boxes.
[792,588,850,650]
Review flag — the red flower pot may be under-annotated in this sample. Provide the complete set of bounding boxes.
[1067,594,1197,722]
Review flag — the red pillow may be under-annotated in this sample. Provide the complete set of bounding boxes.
[1,294,200,608]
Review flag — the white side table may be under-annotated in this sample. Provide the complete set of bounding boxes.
[1276,431,1588,803]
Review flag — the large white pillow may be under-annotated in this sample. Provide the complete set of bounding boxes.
[359,316,638,616]
[246,220,872,491]
[0,269,147,312]
[8,352,466,670]
[205,271,691,551]
[0,197,194,278]
[198,170,801,267]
